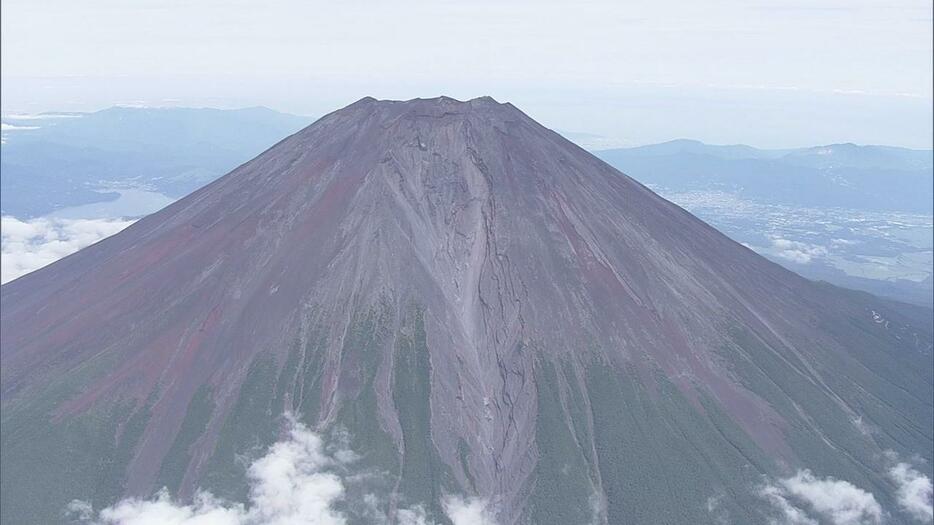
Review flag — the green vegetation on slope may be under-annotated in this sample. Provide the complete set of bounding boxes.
[585,362,770,525]
[155,385,215,494]
[392,307,454,523]
[201,357,282,501]
[528,358,596,524]
[0,353,150,525]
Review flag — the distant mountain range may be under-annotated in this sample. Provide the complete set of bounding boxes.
[593,140,934,307]
[1,107,315,217]
[595,139,933,214]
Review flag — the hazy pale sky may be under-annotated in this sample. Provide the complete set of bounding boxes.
[2,0,932,148]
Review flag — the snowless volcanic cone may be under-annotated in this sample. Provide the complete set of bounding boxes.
[2,97,932,524]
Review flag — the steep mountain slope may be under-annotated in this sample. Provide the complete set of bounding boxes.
[1,97,931,524]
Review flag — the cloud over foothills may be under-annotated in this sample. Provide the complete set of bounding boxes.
[70,414,497,525]
[769,237,829,265]
[1,216,133,284]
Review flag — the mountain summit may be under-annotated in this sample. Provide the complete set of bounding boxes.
[2,97,931,524]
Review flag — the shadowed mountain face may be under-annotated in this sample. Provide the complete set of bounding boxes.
[1,97,932,524]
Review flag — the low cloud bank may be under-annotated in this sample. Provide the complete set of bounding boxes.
[70,414,496,525]
[1,216,133,283]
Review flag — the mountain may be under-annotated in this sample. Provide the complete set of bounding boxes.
[1,97,932,524]
[595,142,934,214]
[607,139,934,171]
[0,106,315,218]
[782,143,934,171]
[609,138,791,161]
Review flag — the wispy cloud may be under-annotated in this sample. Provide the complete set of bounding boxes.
[1,216,134,284]
[706,493,731,525]
[70,414,496,525]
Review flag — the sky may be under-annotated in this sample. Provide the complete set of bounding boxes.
[1,0,932,148]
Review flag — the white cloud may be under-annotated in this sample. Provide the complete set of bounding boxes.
[442,496,498,525]
[759,482,819,525]
[1,216,134,284]
[781,470,882,525]
[94,491,246,525]
[759,470,882,525]
[71,414,497,525]
[239,415,347,524]
[888,462,933,523]
[769,238,828,264]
